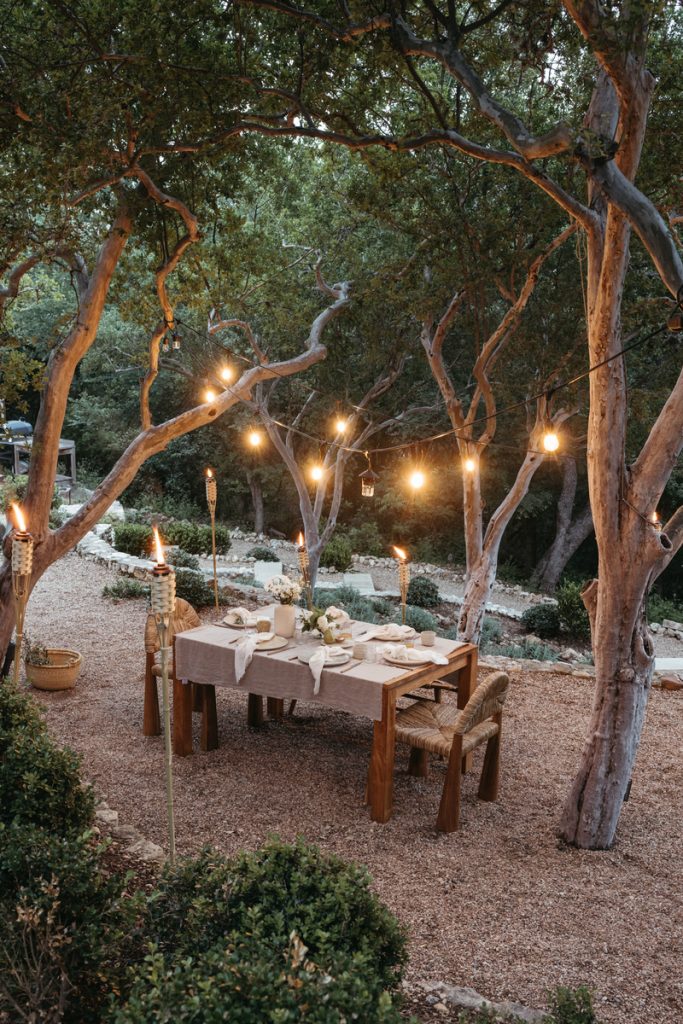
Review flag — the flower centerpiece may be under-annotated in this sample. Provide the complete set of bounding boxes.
[264,574,302,638]
[302,605,351,645]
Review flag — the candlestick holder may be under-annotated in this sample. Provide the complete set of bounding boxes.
[398,561,410,626]
[11,531,33,685]
[205,472,219,609]
[151,563,177,865]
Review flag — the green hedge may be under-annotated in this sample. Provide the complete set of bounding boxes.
[320,535,353,572]
[521,603,562,639]
[110,838,408,1023]
[406,576,440,609]
[0,682,94,835]
[246,544,280,562]
[113,520,231,558]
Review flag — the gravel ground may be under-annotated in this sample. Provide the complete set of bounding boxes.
[25,554,683,1024]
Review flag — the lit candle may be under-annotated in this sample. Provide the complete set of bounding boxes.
[10,502,33,576]
[393,546,410,625]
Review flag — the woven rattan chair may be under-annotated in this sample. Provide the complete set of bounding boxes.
[395,671,509,832]
[143,598,218,751]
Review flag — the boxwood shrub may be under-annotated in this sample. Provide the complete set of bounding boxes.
[320,535,353,572]
[406,575,440,609]
[246,545,280,562]
[521,603,561,639]
[174,568,215,608]
[0,682,94,835]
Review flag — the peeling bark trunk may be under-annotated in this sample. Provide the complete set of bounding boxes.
[457,551,497,643]
[247,471,265,534]
[532,459,593,593]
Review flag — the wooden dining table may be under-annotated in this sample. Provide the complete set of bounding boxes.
[173,609,478,824]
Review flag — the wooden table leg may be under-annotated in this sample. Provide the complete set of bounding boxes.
[267,697,284,720]
[247,693,264,728]
[458,648,478,773]
[200,685,219,752]
[173,678,193,756]
[368,690,396,823]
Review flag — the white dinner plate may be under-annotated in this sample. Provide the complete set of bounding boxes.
[222,617,260,629]
[382,652,432,667]
[297,649,350,666]
[255,635,289,651]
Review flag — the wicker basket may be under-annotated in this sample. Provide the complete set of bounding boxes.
[26,649,82,691]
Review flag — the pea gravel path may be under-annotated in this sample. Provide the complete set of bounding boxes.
[25,554,683,1024]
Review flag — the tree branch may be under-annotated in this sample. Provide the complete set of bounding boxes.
[630,362,683,511]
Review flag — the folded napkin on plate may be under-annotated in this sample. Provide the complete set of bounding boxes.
[371,624,414,641]
[381,643,448,666]
[307,646,346,695]
[223,607,256,626]
[234,634,259,683]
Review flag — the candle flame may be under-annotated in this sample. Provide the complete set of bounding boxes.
[393,546,408,561]
[11,502,26,533]
[206,468,213,478]
[297,532,305,548]
[153,527,166,566]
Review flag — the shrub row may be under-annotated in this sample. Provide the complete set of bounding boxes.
[113,520,231,557]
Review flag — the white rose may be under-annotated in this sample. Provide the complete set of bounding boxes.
[318,615,329,631]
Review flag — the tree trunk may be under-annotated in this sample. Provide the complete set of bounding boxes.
[531,458,593,593]
[247,471,265,534]
[457,551,497,643]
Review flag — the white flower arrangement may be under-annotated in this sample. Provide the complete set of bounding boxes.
[302,604,351,642]
[264,574,302,606]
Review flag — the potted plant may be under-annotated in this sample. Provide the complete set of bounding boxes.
[23,634,82,691]
[263,574,302,637]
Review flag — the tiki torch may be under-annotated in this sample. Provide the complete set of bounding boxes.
[393,546,410,626]
[151,527,177,864]
[205,469,219,609]
[297,531,313,610]
[10,503,33,685]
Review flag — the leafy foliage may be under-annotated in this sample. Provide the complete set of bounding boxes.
[246,545,280,561]
[394,606,438,632]
[112,523,153,557]
[320,535,354,571]
[174,569,214,608]
[112,520,230,557]
[0,682,94,835]
[406,575,440,609]
[557,582,591,641]
[522,603,562,639]
[102,578,150,601]
[168,548,201,571]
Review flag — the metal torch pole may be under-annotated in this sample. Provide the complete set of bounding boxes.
[206,475,219,610]
[399,562,409,626]
[156,613,176,865]
[11,574,28,685]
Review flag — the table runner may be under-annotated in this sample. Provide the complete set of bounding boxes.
[175,621,465,721]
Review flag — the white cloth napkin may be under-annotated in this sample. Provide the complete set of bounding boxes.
[381,643,448,666]
[234,634,259,683]
[371,624,415,641]
[223,607,256,626]
[307,646,347,695]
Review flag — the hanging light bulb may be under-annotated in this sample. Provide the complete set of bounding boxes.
[463,456,476,473]
[334,417,348,434]
[310,464,324,482]
[409,469,426,490]
[247,429,263,448]
[220,365,234,383]
[204,388,217,404]
[543,430,560,453]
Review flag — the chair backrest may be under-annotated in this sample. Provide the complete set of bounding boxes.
[453,671,509,736]
[144,597,201,654]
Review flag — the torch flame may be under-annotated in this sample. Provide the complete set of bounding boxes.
[206,468,213,478]
[393,546,408,561]
[11,503,26,533]
[153,527,166,566]
[297,532,305,549]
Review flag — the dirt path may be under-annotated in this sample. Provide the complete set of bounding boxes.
[24,553,683,1024]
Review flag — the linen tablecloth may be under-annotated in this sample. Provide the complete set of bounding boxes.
[174,622,465,721]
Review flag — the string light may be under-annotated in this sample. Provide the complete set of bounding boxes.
[247,429,263,448]
[334,417,348,434]
[542,430,560,453]
[220,365,234,383]
[463,456,476,473]
[310,464,325,482]
[204,388,217,404]
[409,469,426,490]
